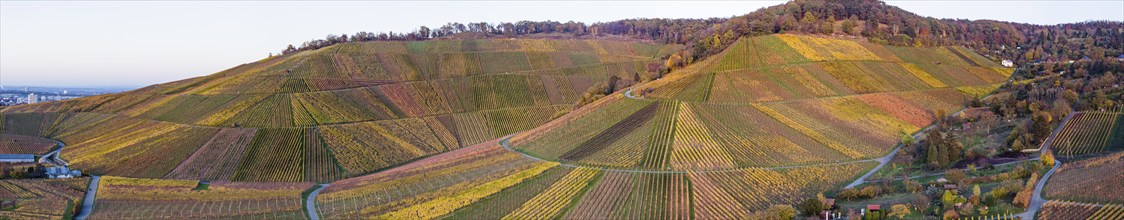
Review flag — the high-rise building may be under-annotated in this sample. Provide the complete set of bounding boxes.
[27,93,38,104]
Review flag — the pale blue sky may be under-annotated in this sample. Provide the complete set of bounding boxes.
[1,1,1121,87]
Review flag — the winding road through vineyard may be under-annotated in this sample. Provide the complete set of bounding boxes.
[1016,112,1075,220]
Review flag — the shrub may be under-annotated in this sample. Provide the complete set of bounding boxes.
[764,204,797,220]
[945,169,967,184]
[890,204,911,219]
[1041,150,1055,166]
[860,185,883,198]
[799,198,825,216]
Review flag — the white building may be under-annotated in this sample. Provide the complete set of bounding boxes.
[0,154,35,163]
[1001,60,1014,67]
[26,93,38,104]
[46,167,81,179]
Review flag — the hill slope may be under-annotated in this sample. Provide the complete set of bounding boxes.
[0,39,679,182]
[509,34,1012,170]
[310,33,1014,218]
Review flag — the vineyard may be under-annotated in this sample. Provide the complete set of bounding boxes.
[1038,201,1124,220]
[511,87,970,170]
[508,34,1006,170]
[0,38,675,182]
[316,139,875,219]
[314,143,547,218]
[1050,111,1124,156]
[0,134,56,155]
[1045,151,1124,203]
[89,176,314,219]
[0,178,88,220]
[645,34,1010,102]
[0,33,1024,218]
[164,128,257,181]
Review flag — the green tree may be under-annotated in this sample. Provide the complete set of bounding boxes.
[841,20,857,35]
[941,190,959,207]
[902,134,915,146]
[1010,136,1026,152]
[799,198,824,216]
[971,185,982,205]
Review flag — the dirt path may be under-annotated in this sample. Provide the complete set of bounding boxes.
[74,176,100,220]
[306,184,328,220]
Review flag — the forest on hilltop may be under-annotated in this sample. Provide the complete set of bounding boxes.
[285,0,1122,74]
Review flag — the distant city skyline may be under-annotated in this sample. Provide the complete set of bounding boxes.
[1,0,1122,87]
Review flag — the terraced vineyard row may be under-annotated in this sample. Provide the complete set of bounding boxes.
[690,163,873,217]
[1051,111,1124,156]
[59,116,219,178]
[0,134,57,155]
[1,109,566,182]
[513,97,655,160]
[315,140,876,219]
[650,34,1011,102]
[90,177,313,219]
[1038,201,1124,220]
[315,143,545,218]
[230,128,341,182]
[4,76,597,129]
[502,168,602,219]
[1046,151,1124,203]
[165,128,257,181]
[0,39,671,183]
[513,87,970,170]
[0,178,88,220]
[640,101,678,169]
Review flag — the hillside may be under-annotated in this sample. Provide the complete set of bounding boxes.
[0,39,679,182]
[1045,151,1124,203]
[304,33,1012,218]
[1048,111,1124,156]
[1,0,1120,218]
[509,34,1012,170]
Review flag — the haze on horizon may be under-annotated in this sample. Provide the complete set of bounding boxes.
[1,0,1121,88]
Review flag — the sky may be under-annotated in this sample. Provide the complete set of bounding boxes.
[1,1,1122,88]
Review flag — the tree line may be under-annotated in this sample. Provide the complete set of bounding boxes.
[280,18,725,55]
[280,0,1123,79]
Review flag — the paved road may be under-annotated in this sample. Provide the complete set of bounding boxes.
[624,88,640,99]
[1015,111,1075,220]
[843,146,900,189]
[74,176,100,220]
[306,184,328,220]
[841,92,1006,189]
[1018,161,1060,220]
[39,139,68,167]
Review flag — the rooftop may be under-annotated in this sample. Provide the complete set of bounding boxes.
[0,154,35,160]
